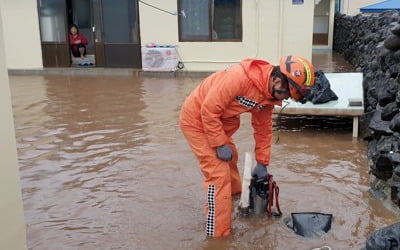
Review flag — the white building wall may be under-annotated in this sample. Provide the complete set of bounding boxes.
[0,6,27,250]
[341,0,382,15]
[281,0,314,58]
[0,0,43,69]
[0,0,314,71]
[139,0,314,71]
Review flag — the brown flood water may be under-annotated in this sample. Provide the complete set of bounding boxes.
[10,54,398,250]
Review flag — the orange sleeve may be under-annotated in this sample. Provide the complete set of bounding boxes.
[251,106,273,165]
[201,72,244,148]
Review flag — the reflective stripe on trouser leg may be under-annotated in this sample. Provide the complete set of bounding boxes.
[204,170,231,237]
[207,184,215,236]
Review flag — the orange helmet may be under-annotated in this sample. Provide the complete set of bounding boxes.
[279,56,315,103]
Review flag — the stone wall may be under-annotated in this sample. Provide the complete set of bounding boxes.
[334,11,400,208]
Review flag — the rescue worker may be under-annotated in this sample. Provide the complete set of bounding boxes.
[179,56,315,237]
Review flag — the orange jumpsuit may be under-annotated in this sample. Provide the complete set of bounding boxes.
[179,59,282,237]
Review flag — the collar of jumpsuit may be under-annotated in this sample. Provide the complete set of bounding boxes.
[239,59,284,105]
[239,59,291,102]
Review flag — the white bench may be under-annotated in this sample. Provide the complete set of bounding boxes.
[273,73,364,138]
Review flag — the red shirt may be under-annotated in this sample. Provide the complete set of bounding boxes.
[69,33,88,46]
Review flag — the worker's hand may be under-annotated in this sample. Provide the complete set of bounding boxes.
[216,144,232,162]
[252,163,268,181]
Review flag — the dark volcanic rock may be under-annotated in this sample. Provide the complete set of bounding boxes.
[391,24,400,36]
[360,111,375,139]
[381,102,399,121]
[334,11,400,215]
[367,87,378,109]
[372,154,394,180]
[390,113,400,132]
[384,35,400,51]
[366,223,400,250]
[369,110,393,135]
[376,78,398,106]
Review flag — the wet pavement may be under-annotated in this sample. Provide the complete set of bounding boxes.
[9,53,398,249]
[312,51,355,73]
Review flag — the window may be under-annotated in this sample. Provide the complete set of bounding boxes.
[178,0,242,42]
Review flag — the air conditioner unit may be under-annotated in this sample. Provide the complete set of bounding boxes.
[141,47,178,72]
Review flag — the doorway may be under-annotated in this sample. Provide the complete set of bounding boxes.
[37,0,70,67]
[37,0,142,68]
[101,0,142,67]
[67,0,96,66]
[313,0,330,46]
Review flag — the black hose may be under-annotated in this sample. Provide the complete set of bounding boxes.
[275,101,290,144]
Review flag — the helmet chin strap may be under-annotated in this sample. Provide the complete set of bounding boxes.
[288,79,311,103]
[299,86,311,104]
[298,96,307,104]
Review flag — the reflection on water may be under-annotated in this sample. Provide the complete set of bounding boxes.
[312,51,355,73]
[9,54,396,249]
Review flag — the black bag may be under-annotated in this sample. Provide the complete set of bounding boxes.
[285,212,332,237]
[308,70,338,104]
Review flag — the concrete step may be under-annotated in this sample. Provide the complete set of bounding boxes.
[71,54,95,66]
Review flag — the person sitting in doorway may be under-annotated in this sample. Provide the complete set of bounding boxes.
[69,24,88,60]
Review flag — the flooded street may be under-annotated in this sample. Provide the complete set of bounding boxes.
[312,51,356,73]
[9,54,398,250]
